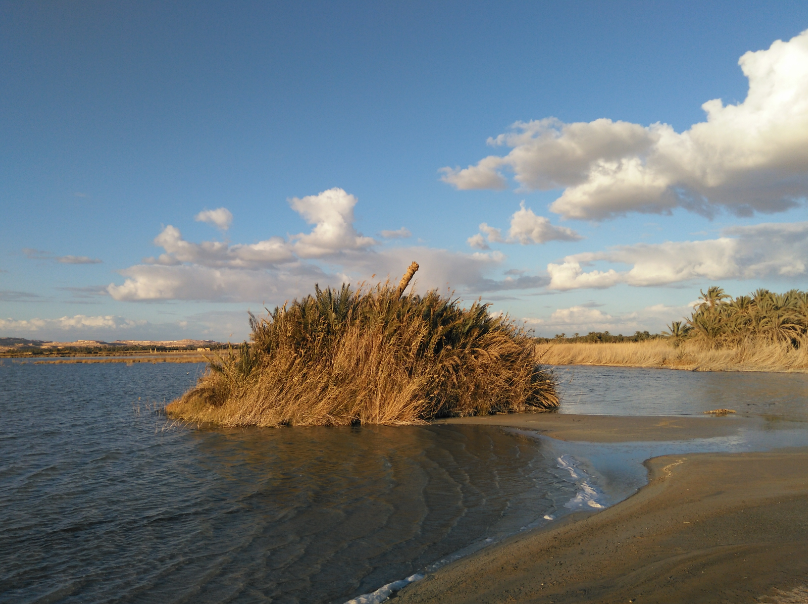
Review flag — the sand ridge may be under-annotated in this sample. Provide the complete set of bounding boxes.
[434,412,747,443]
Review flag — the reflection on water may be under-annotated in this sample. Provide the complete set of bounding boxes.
[0,362,573,603]
[553,365,808,421]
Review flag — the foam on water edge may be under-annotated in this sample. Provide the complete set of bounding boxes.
[343,448,603,604]
[556,454,606,510]
[343,573,424,604]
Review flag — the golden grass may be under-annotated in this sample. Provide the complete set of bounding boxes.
[535,339,808,373]
[168,283,558,427]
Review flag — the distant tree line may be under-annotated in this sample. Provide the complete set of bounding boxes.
[535,287,808,349]
[535,330,662,344]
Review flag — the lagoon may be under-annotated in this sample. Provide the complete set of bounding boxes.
[1,361,806,603]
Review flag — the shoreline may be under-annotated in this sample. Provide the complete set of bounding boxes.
[1,353,210,364]
[535,341,808,374]
[550,360,808,374]
[392,414,808,603]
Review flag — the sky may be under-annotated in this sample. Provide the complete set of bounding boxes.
[2,1,808,342]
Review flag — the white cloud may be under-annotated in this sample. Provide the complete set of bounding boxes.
[508,202,582,244]
[468,203,581,248]
[467,233,489,250]
[440,155,508,190]
[0,313,248,341]
[0,315,143,333]
[524,302,693,336]
[546,221,808,290]
[195,207,233,231]
[444,30,808,220]
[289,188,376,257]
[480,223,504,243]
[108,264,323,302]
[380,227,412,239]
[467,222,504,249]
[108,188,530,303]
[149,225,294,268]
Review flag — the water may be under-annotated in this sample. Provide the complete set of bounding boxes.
[553,365,808,421]
[1,361,806,603]
[0,361,575,604]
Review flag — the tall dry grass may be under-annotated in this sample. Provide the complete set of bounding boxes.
[536,339,808,373]
[167,282,558,427]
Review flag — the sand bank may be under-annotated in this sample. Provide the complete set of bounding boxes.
[434,413,747,443]
[394,416,808,603]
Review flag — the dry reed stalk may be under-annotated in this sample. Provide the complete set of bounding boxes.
[535,340,808,373]
[396,261,419,298]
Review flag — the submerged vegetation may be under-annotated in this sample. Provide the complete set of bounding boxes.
[537,287,808,373]
[168,275,558,427]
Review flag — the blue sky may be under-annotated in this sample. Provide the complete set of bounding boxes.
[2,1,808,341]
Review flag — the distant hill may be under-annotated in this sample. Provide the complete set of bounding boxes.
[0,337,47,347]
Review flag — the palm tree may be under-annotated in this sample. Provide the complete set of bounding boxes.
[698,286,731,310]
[663,321,690,346]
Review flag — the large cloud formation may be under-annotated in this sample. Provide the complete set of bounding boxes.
[546,221,808,290]
[442,30,808,219]
[108,188,512,302]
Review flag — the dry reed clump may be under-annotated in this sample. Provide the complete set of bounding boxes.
[167,282,558,427]
[535,338,808,373]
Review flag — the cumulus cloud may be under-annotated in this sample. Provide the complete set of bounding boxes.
[289,188,376,257]
[546,221,808,290]
[468,223,503,249]
[380,227,412,239]
[508,202,582,244]
[440,155,508,190]
[109,263,325,302]
[109,188,528,303]
[23,248,102,264]
[469,203,581,248]
[195,207,233,231]
[444,30,808,220]
[148,225,294,268]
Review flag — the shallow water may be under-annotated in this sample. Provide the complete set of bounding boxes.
[1,361,806,603]
[0,362,574,603]
[553,365,808,421]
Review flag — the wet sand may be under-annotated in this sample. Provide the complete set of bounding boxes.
[395,415,808,603]
[434,413,747,442]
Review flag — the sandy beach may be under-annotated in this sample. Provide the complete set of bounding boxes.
[394,414,808,603]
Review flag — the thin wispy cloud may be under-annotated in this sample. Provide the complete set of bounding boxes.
[380,227,412,239]
[0,290,42,302]
[23,248,102,264]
